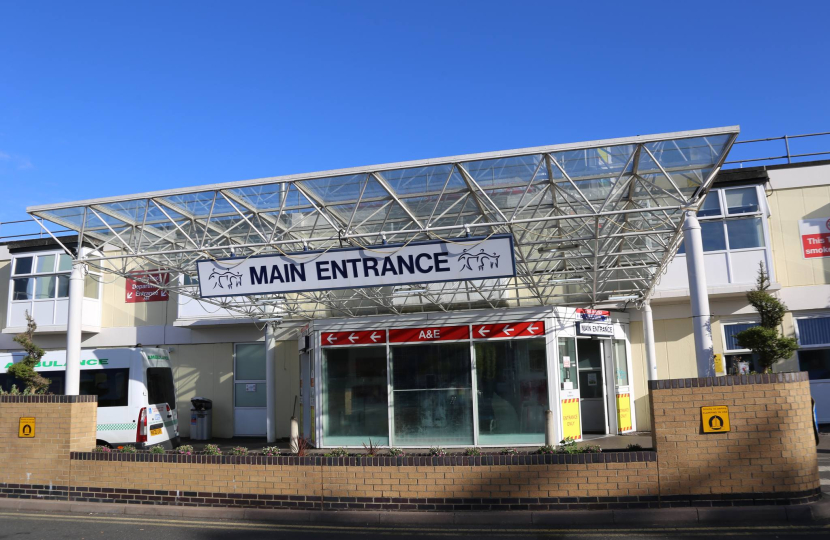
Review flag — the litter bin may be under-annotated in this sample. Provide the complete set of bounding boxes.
[190,397,212,440]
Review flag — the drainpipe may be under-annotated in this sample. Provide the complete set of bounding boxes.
[64,260,84,395]
[642,301,658,380]
[683,210,714,377]
[265,322,277,443]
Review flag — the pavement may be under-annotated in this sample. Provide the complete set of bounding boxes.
[819,424,830,495]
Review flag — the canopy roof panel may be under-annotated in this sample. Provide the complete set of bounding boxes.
[28,126,739,321]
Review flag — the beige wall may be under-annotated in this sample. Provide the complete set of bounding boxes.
[99,274,177,328]
[768,184,830,288]
[169,340,300,440]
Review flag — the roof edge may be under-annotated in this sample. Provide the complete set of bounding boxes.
[28,126,739,214]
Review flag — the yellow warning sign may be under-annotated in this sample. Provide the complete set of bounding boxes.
[701,406,730,433]
[616,394,632,433]
[18,417,35,438]
[561,399,581,440]
[713,354,726,376]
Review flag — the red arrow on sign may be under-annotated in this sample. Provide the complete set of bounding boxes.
[472,321,545,339]
[321,330,387,347]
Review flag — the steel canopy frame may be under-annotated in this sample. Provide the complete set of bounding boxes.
[27,126,739,321]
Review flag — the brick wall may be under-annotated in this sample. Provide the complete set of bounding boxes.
[65,453,658,511]
[649,372,821,505]
[0,396,97,494]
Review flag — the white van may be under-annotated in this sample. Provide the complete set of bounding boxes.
[0,347,180,449]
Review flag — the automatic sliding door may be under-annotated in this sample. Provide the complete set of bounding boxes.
[391,343,473,446]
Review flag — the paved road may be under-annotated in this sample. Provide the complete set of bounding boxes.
[818,430,829,494]
[0,511,827,540]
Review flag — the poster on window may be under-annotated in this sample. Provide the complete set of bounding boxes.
[561,398,581,440]
[125,271,170,303]
[616,393,633,433]
[799,218,830,258]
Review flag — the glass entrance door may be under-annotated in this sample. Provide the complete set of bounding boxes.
[576,339,607,434]
[233,343,266,436]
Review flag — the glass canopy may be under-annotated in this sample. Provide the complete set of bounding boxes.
[28,126,739,321]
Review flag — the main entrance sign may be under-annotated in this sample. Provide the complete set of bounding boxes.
[196,235,516,298]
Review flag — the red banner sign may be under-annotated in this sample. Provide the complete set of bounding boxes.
[472,321,545,339]
[576,308,609,321]
[321,330,386,347]
[388,325,470,343]
[125,272,170,303]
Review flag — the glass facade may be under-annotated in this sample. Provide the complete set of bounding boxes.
[475,339,548,444]
[322,346,389,445]
[317,321,628,447]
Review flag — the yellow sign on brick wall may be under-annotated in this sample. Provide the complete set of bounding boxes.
[701,406,730,433]
[18,417,35,438]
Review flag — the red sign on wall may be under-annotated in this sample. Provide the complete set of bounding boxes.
[321,330,386,347]
[126,272,170,303]
[388,325,470,343]
[472,321,545,339]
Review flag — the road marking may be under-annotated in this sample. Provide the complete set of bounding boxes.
[818,466,830,471]
[0,512,828,537]
[821,478,830,485]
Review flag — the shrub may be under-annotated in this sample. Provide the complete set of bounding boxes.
[203,444,222,456]
[363,439,380,457]
[557,437,601,454]
[295,437,310,457]
[580,445,602,453]
[428,446,447,457]
[149,445,166,454]
[535,445,556,455]
[388,447,405,457]
[228,446,248,456]
[176,444,194,455]
[9,313,50,394]
[261,446,280,457]
[500,448,520,455]
[118,445,137,454]
[324,447,349,457]
[463,447,482,456]
[92,445,111,453]
[626,443,643,451]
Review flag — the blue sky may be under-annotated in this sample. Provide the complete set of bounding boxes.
[1,1,828,225]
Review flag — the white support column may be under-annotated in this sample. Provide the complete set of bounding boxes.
[642,301,658,381]
[683,211,714,377]
[265,323,277,443]
[64,261,84,395]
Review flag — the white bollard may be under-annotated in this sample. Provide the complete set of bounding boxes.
[289,416,299,453]
[545,410,555,446]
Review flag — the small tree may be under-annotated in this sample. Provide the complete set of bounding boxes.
[734,263,798,373]
[9,312,50,393]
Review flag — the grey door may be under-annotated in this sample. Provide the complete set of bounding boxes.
[576,339,606,433]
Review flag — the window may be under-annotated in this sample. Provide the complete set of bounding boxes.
[558,337,578,390]
[9,252,74,301]
[796,317,830,381]
[391,343,473,446]
[475,339,548,444]
[722,322,762,374]
[612,339,628,387]
[725,187,760,214]
[147,367,176,410]
[697,192,722,217]
[81,368,130,407]
[322,346,389,445]
[726,217,764,250]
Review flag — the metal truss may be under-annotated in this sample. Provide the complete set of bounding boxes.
[27,127,739,320]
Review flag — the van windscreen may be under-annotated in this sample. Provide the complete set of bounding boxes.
[80,368,130,407]
[147,367,176,410]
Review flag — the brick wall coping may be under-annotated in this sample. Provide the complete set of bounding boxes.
[71,451,656,467]
[647,371,809,391]
[0,395,97,403]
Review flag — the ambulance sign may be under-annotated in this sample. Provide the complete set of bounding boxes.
[799,218,830,258]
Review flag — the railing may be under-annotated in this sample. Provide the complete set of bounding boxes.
[725,131,830,167]
[0,218,71,243]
